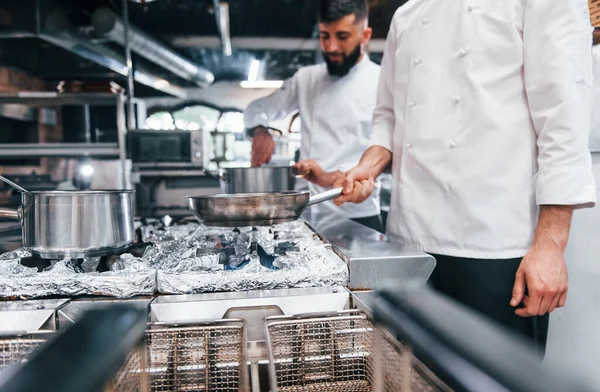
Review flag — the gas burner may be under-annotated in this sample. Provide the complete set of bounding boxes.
[18,242,154,274]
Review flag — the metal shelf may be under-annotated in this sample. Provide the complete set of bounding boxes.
[0,92,123,106]
[0,91,129,188]
[0,143,119,158]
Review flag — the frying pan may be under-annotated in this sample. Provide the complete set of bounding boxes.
[187,188,343,227]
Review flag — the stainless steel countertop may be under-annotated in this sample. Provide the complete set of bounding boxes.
[302,210,436,290]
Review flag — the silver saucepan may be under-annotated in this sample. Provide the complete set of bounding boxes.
[0,176,135,259]
[187,188,343,227]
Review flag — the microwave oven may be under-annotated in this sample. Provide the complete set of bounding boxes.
[128,129,207,168]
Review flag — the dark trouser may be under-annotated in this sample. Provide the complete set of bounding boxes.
[351,215,385,233]
[428,254,550,358]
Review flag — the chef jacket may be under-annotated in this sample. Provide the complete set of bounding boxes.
[244,55,381,218]
[370,0,596,258]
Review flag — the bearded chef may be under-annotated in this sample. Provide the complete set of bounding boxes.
[243,0,384,233]
[334,0,596,356]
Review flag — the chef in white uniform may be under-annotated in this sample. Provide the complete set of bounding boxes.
[243,0,383,232]
[334,0,596,357]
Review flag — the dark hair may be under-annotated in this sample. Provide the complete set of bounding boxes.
[317,0,368,23]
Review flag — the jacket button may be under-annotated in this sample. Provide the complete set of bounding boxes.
[405,142,412,148]
[450,141,456,148]
[452,96,461,104]
[408,101,416,108]
[458,48,467,57]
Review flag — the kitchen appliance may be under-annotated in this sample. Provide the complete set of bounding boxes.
[219,166,297,194]
[0,189,135,259]
[265,310,449,392]
[187,188,343,227]
[128,129,207,168]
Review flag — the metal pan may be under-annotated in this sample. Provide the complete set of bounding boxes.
[187,188,343,227]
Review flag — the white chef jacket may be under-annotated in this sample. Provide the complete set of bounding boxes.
[371,0,596,258]
[244,55,381,218]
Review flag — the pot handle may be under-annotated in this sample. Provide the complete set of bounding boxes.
[0,207,19,220]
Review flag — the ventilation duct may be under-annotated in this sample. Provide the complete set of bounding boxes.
[91,7,214,87]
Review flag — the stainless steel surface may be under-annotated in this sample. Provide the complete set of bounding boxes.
[57,298,152,329]
[0,143,119,158]
[351,291,376,316]
[144,320,248,392]
[0,332,55,374]
[0,299,69,332]
[122,0,136,131]
[265,311,449,392]
[303,211,436,289]
[0,209,20,220]
[91,7,214,87]
[8,190,135,259]
[133,169,211,177]
[187,189,344,227]
[117,93,129,189]
[0,175,28,193]
[214,1,233,56]
[0,92,122,106]
[219,166,296,194]
[150,286,351,323]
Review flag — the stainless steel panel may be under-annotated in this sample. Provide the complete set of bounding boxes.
[0,143,119,158]
[303,211,436,289]
[57,298,152,329]
[0,299,69,332]
[150,286,351,323]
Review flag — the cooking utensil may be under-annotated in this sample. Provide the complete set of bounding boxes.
[187,187,343,227]
[0,190,135,259]
[219,166,297,194]
[0,175,28,193]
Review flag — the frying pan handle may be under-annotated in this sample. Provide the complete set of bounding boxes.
[0,207,20,220]
[307,188,344,207]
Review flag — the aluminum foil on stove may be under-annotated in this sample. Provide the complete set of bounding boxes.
[0,219,348,298]
[143,220,349,294]
[0,254,156,299]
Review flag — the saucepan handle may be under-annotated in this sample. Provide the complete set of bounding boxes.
[0,208,19,220]
[307,187,344,207]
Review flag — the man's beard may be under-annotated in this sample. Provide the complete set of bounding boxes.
[324,44,362,77]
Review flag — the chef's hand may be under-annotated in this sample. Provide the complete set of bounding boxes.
[251,127,275,167]
[511,206,572,317]
[332,166,376,205]
[293,160,343,188]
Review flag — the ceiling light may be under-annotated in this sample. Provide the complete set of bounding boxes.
[240,80,284,89]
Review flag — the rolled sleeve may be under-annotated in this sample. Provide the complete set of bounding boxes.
[524,0,596,208]
[369,18,398,153]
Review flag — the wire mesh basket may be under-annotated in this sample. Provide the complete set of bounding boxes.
[112,319,248,392]
[0,331,54,375]
[265,310,451,392]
